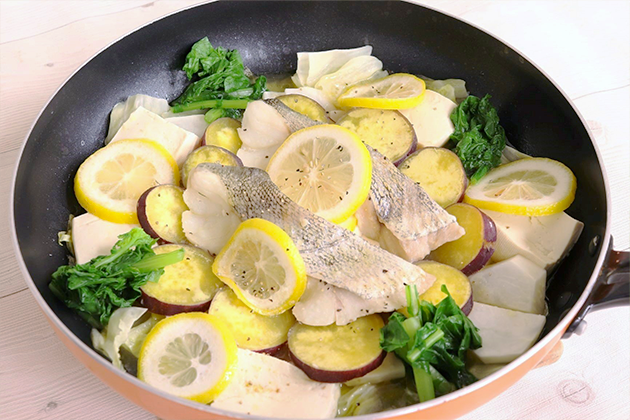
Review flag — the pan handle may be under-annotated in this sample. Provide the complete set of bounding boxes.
[563,237,629,337]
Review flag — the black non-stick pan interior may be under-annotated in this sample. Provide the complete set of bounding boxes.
[14,1,606,347]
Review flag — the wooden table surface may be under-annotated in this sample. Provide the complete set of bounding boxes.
[1,1,628,419]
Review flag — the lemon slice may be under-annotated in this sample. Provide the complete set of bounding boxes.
[212,218,307,316]
[464,157,577,216]
[75,139,179,224]
[337,73,426,109]
[337,214,358,231]
[137,312,237,404]
[266,125,372,223]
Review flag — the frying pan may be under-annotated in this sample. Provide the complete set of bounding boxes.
[11,1,629,419]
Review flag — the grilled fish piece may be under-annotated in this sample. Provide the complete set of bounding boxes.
[265,98,464,261]
[186,163,434,302]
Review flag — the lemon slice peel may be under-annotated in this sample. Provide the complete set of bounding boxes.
[337,73,426,110]
[74,139,179,224]
[137,312,237,404]
[267,124,372,224]
[212,218,307,316]
[464,157,577,216]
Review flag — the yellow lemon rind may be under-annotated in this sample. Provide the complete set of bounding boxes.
[137,312,238,404]
[463,158,577,216]
[74,139,179,224]
[337,73,426,110]
[268,125,372,224]
[463,188,576,216]
[337,214,358,231]
[212,218,307,316]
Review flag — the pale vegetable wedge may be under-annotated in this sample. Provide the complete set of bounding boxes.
[467,302,545,364]
[110,107,199,167]
[399,90,457,148]
[469,255,547,315]
[212,349,340,419]
[315,55,385,100]
[483,209,583,272]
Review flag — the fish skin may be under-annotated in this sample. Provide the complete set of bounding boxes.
[368,148,465,261]
[188,163,434,300]
[264,98,321,131]
[265,98,464,261]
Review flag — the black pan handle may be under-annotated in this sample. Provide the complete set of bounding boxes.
[564,237,629,337]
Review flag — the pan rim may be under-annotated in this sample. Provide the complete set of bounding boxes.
[9,1,613,419]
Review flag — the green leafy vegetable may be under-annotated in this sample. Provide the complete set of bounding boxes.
[172,37,266,114]
[380,284,482,402]
[50,228,183,329]
[450,94,507,183]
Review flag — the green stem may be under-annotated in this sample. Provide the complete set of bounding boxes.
[406,284,420,317]
[132,249,184,272]
[172,99,250,113]
[413,365,436,402]
[407,329,444,363]
[402,317,421,339]
[204,108,226,124]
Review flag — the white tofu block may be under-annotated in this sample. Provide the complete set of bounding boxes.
[468,302,546,364]
[469,255,547,315]
[164,114,208,138]
[212,349,340,419]
[110,107,199,167]
[399,90,457,148]
[72,213,139,265]
[483,210,583,272]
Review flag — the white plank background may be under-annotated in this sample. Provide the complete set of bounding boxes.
[0,1,628,419]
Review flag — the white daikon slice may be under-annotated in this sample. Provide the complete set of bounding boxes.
[469,255,547,315]
[468,302,545,364]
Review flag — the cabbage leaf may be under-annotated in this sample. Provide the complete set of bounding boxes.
[292,45,373,88]
[91,307,163,371]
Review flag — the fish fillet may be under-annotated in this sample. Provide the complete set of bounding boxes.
[265,98,464,261]
[187,163,434,301]
[368,149,464,261]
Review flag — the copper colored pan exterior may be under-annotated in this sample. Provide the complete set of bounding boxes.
[12,1,626,420]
